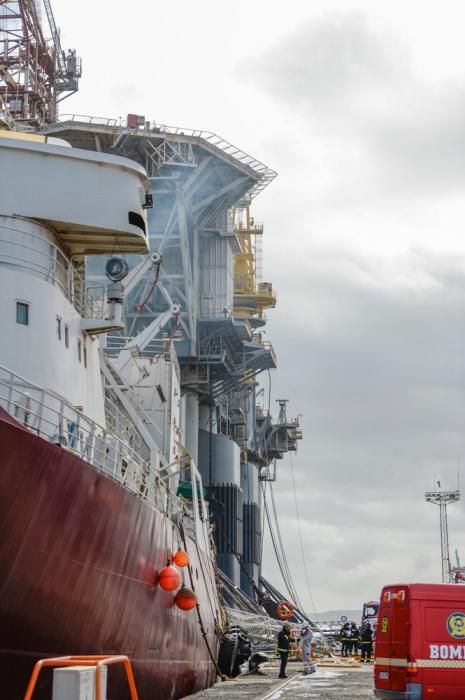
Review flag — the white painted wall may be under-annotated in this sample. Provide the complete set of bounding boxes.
[0,135,149,255]
[0,217,105,424]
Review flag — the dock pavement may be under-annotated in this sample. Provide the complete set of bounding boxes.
[185,660,375,699]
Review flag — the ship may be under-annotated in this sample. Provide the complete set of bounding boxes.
[0,2,303,698]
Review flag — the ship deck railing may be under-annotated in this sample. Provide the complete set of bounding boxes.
[54,114,277,199]
[0,225,108,321]
[0,364,187,520]
[105,335,169,358]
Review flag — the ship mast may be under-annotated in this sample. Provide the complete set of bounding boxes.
[0,0,81,127]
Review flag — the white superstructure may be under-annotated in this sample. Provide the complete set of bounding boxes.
[0,133,149,424]
[0,131,211,546]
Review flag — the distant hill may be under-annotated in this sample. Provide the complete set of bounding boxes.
[311,610,362,623]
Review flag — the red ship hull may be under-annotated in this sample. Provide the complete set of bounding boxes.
[0,409,219,699]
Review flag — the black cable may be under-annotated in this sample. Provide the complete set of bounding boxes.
[178,521,226,679]
[264,483,306,613]
[289,452,318,617]
[263,496,300,608]
[209,376,213,486]
[258,481,267,580]
[269,483,305,611]
[267,368,272,414]
[217,568,264,614]
[182,517,223,633]
[264,486,299,604]
[215,521,262,600]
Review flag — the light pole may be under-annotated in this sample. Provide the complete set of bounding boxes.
[425,486,460,583]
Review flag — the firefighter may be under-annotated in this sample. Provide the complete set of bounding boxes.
[350,622,359,656]
[277,623,291,678]
[340,622,350,657]
[360,621,373,662]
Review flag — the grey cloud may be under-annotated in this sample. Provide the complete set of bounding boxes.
[239,14,465,610]
[244,13,465,195]
[372,88,465,192]
[260,250,465,607]
[246,14,406,109]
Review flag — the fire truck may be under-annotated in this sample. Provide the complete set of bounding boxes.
[374,582,465,699]
[362,599,380,634]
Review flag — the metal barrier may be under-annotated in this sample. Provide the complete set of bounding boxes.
[23,655,138,700]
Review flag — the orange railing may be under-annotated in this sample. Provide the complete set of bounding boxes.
[23,655,139,700]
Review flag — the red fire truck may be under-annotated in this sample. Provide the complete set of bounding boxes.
[362,599,380,634]
[374,583,465,699]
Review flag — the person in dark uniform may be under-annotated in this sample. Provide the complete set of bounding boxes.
[350,622,359,656]
[277,623,291,678]
[360,622,373,662]
[340,622,350,657]
[358,622,366,657]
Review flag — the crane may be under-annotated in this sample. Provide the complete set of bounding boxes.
[0,0,81,126]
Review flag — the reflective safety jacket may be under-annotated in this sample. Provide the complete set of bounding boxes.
[277,631,290,653]
[360,626,373,645]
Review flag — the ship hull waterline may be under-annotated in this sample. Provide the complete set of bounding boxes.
[0,408,219,699]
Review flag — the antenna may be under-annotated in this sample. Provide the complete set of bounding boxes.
[425,484,461,583]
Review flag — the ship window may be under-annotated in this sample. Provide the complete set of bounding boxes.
[16,301,29,326]
[65,324,69,348]
[78,339,82,363]
[56,316,62,340]
[83,344,87,368]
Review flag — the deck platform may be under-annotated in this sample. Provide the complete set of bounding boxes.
[185,661,375,699]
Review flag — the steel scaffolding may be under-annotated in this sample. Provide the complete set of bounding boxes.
[0,1,80,126]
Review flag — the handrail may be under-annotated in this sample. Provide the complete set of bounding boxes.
[0,363,209,535]
[23,655,138,700]
[0,364,178,515]
[54,114,277,199]
[56,113,270,171]
[53,113,120,127]
[0,223,96,317]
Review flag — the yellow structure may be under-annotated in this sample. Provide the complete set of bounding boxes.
[233,206,276,320]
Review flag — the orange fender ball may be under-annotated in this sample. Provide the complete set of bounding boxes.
[276,601,295,620]
[175,586,197,611]
[173,549,190,567]
[158,565,181,592]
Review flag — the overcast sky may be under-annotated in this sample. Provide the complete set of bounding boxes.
[53,0,465,612]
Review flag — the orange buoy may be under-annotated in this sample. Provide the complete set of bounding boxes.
[276,601,295,620]
[174,586,197,611]
[172,549,190,568]
[158,565,181,592]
